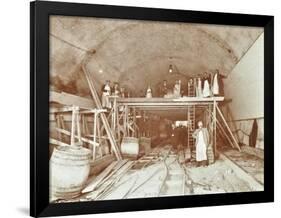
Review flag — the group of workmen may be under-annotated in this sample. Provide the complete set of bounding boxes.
[156,69,225,98]
[101,69,225,108]
[101,81,125,108]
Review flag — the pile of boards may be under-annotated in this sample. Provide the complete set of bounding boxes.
[81,160,134,201]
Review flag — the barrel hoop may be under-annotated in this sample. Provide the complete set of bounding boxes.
[52,184,82,190]
[50,161,90,167]
[52,152,91,159]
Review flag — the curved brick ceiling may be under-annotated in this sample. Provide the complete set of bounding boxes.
[50,16,263,97]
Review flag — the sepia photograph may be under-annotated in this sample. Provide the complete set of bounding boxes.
[48,15,265,203]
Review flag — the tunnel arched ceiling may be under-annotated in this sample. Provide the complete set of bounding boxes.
[50,16,263,97]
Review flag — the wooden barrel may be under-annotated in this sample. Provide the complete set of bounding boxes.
[139,137,151,155]
[121,137,139,156]
[50,145,91,201]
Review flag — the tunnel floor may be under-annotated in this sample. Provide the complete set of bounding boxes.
[53,145,264,203]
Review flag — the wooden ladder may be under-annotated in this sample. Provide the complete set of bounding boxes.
[187,106,195,150]
[187,82,196,150]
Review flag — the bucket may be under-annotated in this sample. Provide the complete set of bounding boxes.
[121,137,139,156]
[50,145,91,201]
[139,137,151,155]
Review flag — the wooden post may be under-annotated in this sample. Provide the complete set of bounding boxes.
[76,107,82,144]
[213,101,217,156]
[81,115,86,136]
[187,109,189,150]
[113,98,117,133]
[82,59,122,160]
[59,115,67,142]
[207,108,235,149]
[93,112,98,160]
[124,105,128,137]
[133,107,136,137]
[55,114,62,141]
[97,114,102,155]
[216,105,241,151]
[70,106,76,146]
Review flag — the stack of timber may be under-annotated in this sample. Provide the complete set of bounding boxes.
[96,145,186,199]
[81,159,134,201]
[89,154,116,176]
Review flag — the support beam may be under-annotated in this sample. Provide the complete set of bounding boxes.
[82,55,122,160]
[55,127,99,146]
[50,91,94,108]
[216,105,241,151]
[207,108,235,149]
[50,138,70,147]
[213,101,217,155]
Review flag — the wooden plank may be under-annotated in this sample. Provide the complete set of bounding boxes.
[217,121,235,148]
[118,102,222,107]
[93,161,134,200]
[55,128,99,146]
[112,97,224,108]
[84,160,130,199]
[89,155,116,176]
[216,105,241,151]
[99,160,129,186]
[50,138,69,147]
[82,161,118,193]
[115,97,224,103]
[207,108,235,149]
[82,60,122,160]
[50,91,94,108]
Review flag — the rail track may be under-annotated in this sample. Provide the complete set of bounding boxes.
[56,145,263,203]
[96,145,186,200]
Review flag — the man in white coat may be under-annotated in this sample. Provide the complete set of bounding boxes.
[192,121,209,167]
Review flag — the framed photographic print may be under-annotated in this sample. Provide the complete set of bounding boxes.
[30,0,274,217]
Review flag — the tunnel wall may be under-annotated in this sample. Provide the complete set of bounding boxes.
[223,33,264,149]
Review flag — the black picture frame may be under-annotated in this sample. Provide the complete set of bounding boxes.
[30,1,274,217]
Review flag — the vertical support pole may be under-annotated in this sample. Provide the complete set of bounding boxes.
[143,111,146,137]
[55,114,62,141]
[133,107,136,137]
[124,105,128,137]
[116,108,121,142]
[70,106,76,146]
[113,98,117,133]
[187,109,189,150]
[213,101,217,156]
[76,107,81,144]
[93,111,98,160]
[81,115,86,136]
[97,113,102,155]
[59,115,66,142]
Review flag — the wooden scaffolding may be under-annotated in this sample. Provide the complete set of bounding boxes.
[109,96,241,155]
